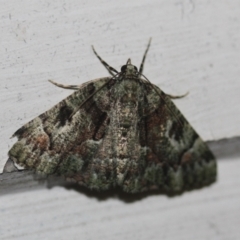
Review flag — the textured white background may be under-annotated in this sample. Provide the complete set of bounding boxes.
[0,1,240,239]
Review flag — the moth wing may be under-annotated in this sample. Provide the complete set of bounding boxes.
[8,77,112,176]
[138,85,216,192]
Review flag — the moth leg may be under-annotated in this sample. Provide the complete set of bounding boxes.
[166,91,189,99]
[48,80,81,90]
[139,38,152,76]
[92,46,118,76]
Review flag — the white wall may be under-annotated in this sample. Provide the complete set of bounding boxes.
[1,1,240,239]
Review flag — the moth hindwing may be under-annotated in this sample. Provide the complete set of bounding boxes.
[8,39,216,193]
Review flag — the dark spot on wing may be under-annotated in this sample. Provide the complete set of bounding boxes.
[13,126,27,137]
[58,105,73,126]
[202,148,215,162]
[78,97,110,141]
[107,78,116,90]
[169,121,184,141]
[93,112,108,140]
[87,82,95,95]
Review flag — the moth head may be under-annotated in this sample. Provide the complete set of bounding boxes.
[121,58,138,76]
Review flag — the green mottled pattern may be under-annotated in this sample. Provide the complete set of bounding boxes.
[9,74,216,193]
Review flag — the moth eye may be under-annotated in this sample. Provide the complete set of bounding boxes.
[134,66,138,71]
[121,65,127,72]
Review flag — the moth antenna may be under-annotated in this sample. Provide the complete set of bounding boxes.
[92,45,119,76]
[138,38,152,76]
[166,92,189,99]
[48,79,81,90]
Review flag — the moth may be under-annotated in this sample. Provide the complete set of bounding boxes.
[8,39,216,193]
